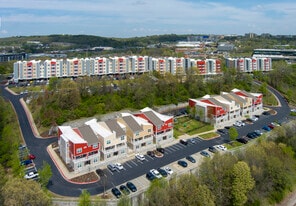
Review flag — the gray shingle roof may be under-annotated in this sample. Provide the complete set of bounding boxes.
[122,115,143,133]
[105,119,125,138]
[142,110,163,126]
[78,125,98,145]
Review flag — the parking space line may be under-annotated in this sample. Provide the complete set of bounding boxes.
[130,160,138,166]
[125,162,133,168]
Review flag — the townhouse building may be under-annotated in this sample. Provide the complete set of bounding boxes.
[58,125,100,173]
[189,89,263,128]
[117,113,154,152]
[85,119,128,161]
[135,107,174,146]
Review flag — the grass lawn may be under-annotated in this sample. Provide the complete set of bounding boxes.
[174,116,214,138]
[199,132,220,139]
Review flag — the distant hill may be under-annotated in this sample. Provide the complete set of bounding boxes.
[0,34,189,48]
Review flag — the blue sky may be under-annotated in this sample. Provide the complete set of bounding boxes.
[0,0,295,38]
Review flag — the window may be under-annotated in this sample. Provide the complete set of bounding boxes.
[94,158,98,163]
[107,154,111,158]
[148,129,151,133]
[107,140,111,144]
[121,136,125,140]
[77,163,82,168]
[93,144,98,149]
[135,132,139,136]
[76,148,82,154]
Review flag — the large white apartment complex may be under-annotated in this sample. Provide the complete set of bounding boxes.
[13,56,222,82]
[225,57,272,72]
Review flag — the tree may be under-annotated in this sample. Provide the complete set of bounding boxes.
[1,177,51,206]
[229,127,239,141]
[145,179,170,206]
[78,189,91,206]
[231,161,255,206]
[117,195,132,206]
[38,161,52,188]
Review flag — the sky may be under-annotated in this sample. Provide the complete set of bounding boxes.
[0,0,295,38]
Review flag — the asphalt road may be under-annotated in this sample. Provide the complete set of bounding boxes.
[0,83,291,197]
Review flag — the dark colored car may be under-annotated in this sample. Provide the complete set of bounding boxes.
[236,137,248,144]
[21,159,32,166]
[224,126,232,130]
[119,185,130,195]
[217,129,226,134]
[262,111,270,115]
[246,132,257,139]
[186,155,196,163]
[111,187,122,198]
[146,171,156,181]
[156,147,165,154]
[208,146,218,153]
[177,160,188,167]
[200,150,210,157]
[126,181,137,192]
[179,139,188,145]
[95,169,105,177]
[147,150,155,157]
[262,125,271,131]
[157,168,168,177]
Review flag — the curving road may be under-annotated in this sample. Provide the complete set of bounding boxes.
[0,83,291,197]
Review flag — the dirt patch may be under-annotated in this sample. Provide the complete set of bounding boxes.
[70,172,99,183]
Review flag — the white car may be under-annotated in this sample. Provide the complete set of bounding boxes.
[238,120,245,126]
[114,162,124,170]
[135,153,145,161]
[163,167,173,175]
[24,171,38,180]
[150,169,162,179]
[233,121,242,127]
[216,145,227,151]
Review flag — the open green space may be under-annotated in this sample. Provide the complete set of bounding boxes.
[173,116,214,138]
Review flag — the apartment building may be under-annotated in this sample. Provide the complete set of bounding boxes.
[58,125,101,173]
[13,56,222,82]
[189,89,263,128]
[135,107,174,146]
[117,113,154,152]
[225,57,272,72]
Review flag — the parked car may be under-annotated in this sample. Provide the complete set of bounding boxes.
[190,138,196,144]
[215,145,227,151]
[126,181,137,192]
[157,168,168,177]
[156,147,165,154]
[262,111,271,115]
[186,155,196,163]
[262,125,271,131]
[24,171,38,180]
[163,167,173,175]
[180,139,188,145]
[119,185,130,195]
[147,150,155,157]
[107,163,117,172]
[135,153,145,161]
[177,160,188,167]
[150,169,162,179]
[146,171,156,181]
[200,150,210,157]
[28,154,36,160]
[217,129,227,134]
[236,137,248,144]
[21,159,32,166]
[114,162,124,171]
[254,130,263,136]
[111,187,122,198]
[233,121,242,127]
[208,146,218,153]
[246,132,257,139]
[268,123,275,129]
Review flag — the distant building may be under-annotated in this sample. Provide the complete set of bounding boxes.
[0,52,27,62]
[252,49,296,60]
[217,43,234,52]
[225,57,272,72]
